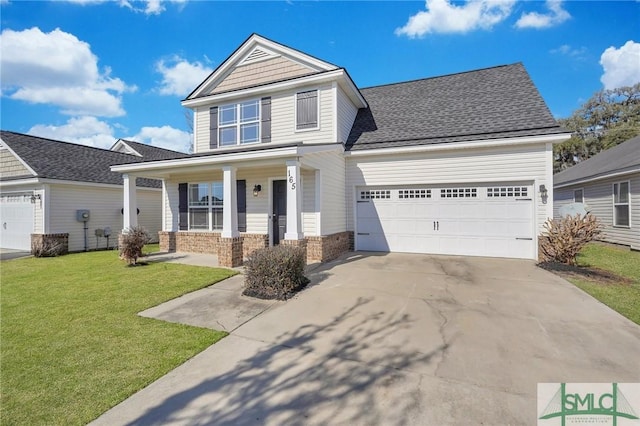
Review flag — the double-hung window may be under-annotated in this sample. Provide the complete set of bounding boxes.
[574,189,584,203]
[613,181,630,227]
[296,90,318,130]
[219,100,260,146]
[188,182,223,230]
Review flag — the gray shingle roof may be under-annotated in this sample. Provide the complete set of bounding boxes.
[0,131,181,188]
[346,63,565,151]
[554,135,640,187]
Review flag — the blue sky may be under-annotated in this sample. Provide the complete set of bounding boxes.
[1,0,639,153]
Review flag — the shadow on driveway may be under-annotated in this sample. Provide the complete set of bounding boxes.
[102,297,447,425]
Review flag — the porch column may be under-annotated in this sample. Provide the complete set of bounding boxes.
[285,160,303,240]
[221,166,239,238]
[122,174,138,231]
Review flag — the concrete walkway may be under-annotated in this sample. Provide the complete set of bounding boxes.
[91,252,640,426]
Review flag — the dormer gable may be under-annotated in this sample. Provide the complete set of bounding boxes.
[185,34,339,100]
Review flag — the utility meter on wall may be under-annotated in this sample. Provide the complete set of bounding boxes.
[76,210,90,222]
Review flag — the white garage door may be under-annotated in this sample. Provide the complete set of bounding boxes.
[356,183,534,259]
[0,194,34,250]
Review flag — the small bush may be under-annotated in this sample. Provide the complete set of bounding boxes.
[119,226,151,265]
[243,245,309,300]
[32,239,66,257]
[539,214,602,265]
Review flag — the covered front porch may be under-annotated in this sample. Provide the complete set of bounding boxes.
[113,144,352,267]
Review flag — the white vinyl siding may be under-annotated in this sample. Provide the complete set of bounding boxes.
[346,144,549,238]
[269,84,334,145]
[48,183,161,252]
[554,173,639,249]
[303,149,346,235]
[336,86,359,143]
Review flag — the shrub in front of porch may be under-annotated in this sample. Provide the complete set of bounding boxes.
[243,245,309,300]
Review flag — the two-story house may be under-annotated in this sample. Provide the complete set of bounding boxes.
[112,34,570,267]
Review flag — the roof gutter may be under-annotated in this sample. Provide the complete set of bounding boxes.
[554,167,640,189]
[345,133,571,157]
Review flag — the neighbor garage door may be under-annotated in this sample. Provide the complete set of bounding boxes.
[356,183,534,259]
[0,194,34,250]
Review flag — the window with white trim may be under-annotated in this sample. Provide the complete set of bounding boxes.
[613,181,630,227]
[219,100,260,146]
[188,182,223,230]
[574,189,584,203]
[296,90,318,130]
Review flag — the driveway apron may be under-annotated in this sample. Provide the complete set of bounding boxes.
[91,253,640,426]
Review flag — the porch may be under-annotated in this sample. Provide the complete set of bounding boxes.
[115,144,352,267]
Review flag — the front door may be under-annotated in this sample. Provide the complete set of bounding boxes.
[272,180,287,245]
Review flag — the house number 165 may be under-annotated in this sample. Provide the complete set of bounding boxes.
[288,170,296,190]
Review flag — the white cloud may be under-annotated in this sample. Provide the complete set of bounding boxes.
[117,0,187,15]
[129,126,192,153]
[395,0,516,37]
[550,44,587,59]
[600,40,640,90]
[28,116,116,149]
[155,56,212,97]
[0,27,135,117]
[28,117,191,153]
[515,0,570,29]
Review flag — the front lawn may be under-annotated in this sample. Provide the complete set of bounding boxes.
[0,250,235,425]
[566,243,640,325]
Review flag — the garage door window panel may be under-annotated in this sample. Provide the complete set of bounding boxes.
[441,188,477,198]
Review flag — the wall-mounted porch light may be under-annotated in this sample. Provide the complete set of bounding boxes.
[539,184,548,204]
[253,184,262,197]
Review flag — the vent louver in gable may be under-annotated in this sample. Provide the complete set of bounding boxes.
[241,48,273,65]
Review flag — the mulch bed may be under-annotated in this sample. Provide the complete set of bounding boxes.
[538,261,633,286]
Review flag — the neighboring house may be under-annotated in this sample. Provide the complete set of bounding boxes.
[111,34,570,267]
[0,131,186,252]
[554,135,640,250]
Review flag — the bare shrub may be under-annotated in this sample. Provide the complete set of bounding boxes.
[243,245,308,300]
[119,226,151,265]
[539,214,602,265]
[32,239,65,257]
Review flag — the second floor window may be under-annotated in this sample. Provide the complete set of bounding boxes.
[219,100,260,146]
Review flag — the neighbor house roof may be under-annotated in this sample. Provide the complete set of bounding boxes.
[554,135,640,187]
[346,63,566,151]
[0,131,183,188]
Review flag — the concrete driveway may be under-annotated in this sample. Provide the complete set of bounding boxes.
[92,252,640,425]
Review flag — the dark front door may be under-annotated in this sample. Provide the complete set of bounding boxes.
[272,180,287,245]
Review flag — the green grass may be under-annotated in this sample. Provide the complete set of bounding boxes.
[0,249,236,425]
[569,243,640,325]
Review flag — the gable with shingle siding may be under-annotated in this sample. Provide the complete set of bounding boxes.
[0,149,33,179]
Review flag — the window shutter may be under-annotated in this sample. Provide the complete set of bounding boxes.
[237,180,246,232]
[296,90,318,130]
[261,97,271,143]
[209,106,218,149]
[178,183,188,230]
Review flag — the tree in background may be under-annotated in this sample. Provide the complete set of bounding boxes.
[555,83,640,173]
